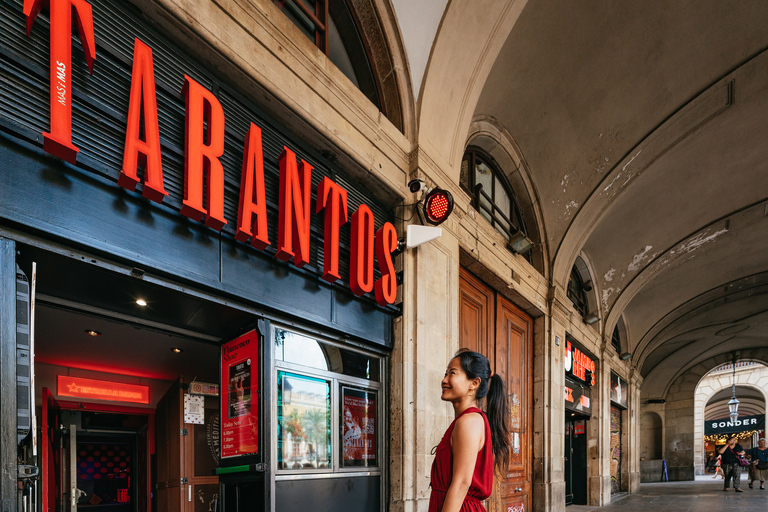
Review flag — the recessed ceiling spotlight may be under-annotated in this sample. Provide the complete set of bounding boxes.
[85,329,102,337]
[170,347,183,353]
[135,299,147,307]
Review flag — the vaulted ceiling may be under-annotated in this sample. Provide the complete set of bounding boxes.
[469,1,768,395]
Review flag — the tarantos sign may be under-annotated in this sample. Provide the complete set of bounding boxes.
[23,0,397,306]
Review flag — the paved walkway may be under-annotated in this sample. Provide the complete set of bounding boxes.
[567,475,768,511]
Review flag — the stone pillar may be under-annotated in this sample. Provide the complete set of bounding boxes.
[663,374,697,481]
[628,373,643,492]
[534,288,569,512]
[389,216,460,512]
[589,351,609,506]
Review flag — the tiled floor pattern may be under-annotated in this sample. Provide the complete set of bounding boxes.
[566,475,768,511]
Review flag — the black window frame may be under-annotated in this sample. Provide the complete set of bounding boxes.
[567,267,588,317]
[460,147,530,259]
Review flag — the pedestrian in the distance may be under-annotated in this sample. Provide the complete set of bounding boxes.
[718,436,745,492]
[428,349,511,512]
[748,438,768,490]
[712,454,724,479]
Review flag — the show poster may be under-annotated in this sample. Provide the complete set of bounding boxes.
[220,330,259,458]
[342,388,376,465]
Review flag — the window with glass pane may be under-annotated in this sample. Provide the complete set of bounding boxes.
[460,147,528,250]
[341,387,377,468]
[275,328,380,381]
[277,372,331,470]
[567,267,588,316]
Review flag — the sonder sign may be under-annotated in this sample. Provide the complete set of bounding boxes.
[704,414,765,435]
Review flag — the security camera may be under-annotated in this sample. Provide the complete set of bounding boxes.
[407,179,426,193]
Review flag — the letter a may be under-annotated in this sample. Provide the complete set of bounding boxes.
[235,123,270,250]
[120,38,167,203]
[24,0,96,164]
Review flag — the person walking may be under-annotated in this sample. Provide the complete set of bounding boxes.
[748,438,768,490]
[712,454,724,479]
[718,436,745,492]
[429,349,511,512]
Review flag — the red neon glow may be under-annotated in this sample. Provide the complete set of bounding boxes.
[349,205,374,296]
[374,222,397,306]
[58,375,149,404]
[316,177,348,282]
[276,147,312,268]
[235,123,270,250]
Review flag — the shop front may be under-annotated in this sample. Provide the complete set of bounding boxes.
[563,336,595,506]
[609,372,628,495]
[0,1,398,511]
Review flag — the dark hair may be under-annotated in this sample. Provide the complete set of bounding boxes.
[453,349,511,471]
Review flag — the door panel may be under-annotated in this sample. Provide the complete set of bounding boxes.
[41,388,62,512]
[459,268,493,357]
[458,270,533,512]
[495,296,532,512]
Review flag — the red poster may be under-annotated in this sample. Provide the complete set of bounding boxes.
[221,330,259,458]
[342,388,376,466]
[574,420,585,435]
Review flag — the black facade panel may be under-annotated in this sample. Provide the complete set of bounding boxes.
[275,476,380,512]
[0,0,396,346]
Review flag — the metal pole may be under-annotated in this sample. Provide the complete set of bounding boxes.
[30,263,37,467]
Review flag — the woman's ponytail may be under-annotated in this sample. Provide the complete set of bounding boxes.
[486,373,511,472]
[454,349,511,472]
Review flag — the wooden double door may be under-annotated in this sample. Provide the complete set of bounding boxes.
[459,268,533,512]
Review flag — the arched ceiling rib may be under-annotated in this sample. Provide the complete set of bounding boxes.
[469,1,768,398]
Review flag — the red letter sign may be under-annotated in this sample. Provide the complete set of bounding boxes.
[374,222,397,306]
[235,124,270,250]
[181,76,227,230]
[316,177,348,282]
[24,0,96,164]
[349,205,374,296]
[119,38,167,203]
[276,148,312,268]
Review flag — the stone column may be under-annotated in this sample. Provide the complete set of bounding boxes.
[535,288,569,512]
[628,373,643,492]
[589,350,609,506]
[389,214,460,512]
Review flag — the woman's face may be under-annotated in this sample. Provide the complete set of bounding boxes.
[441,357,477,402]
[759,440,767,449]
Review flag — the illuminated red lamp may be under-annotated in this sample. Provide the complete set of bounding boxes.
[423,188,454,225]
[58,375,150,404]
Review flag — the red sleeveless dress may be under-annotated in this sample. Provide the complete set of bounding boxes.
[428,407,494,512]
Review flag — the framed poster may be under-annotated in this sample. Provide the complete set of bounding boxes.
[341,387,377,467]
[220,329,260,458]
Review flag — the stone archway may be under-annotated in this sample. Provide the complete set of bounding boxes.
[693,364,768,474]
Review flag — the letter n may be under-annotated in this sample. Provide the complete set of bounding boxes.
[180,76,227,230]
[235,123,270,250]
[374,222,397,306]
[119,38,167,203]
[275,148,312,267]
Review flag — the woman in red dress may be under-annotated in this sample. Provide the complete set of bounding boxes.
[429,349,511,512]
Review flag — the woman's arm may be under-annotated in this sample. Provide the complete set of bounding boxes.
[441,413,485,512]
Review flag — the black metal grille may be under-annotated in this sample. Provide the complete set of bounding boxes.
[0,0,393,295]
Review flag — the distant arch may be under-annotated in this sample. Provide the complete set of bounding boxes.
[639,412,663,460]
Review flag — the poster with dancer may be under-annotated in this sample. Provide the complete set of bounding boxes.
[342,388,377,467]
[221,330,260,458]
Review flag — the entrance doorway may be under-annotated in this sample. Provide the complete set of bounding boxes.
[41,390,152,512]
[459,268,533,512]
[564,418,588,506]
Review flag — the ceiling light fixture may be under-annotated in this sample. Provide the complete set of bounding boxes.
[728,355,739,423]
[584,313,600,325]
[620,352,632,360]
[85,329,102,337]
[135,299,147,307]
[170,347,183,353]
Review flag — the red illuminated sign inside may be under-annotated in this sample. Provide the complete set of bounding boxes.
[564,340,596,386]
[22,1,399,306]
[57,375,150,404]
